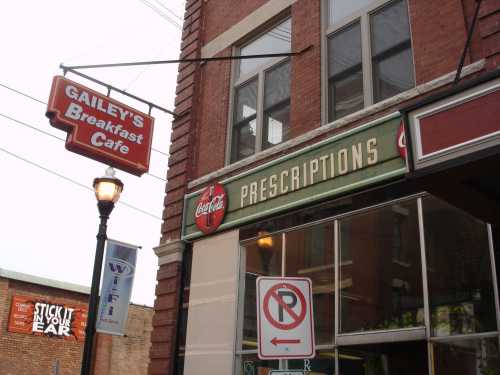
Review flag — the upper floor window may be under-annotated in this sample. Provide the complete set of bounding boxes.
[230,18,292,164]
[327,0,415,121]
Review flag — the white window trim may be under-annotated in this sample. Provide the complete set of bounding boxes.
[323,0,417,121]
[225,18,292,166]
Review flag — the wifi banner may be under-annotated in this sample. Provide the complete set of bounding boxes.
[96,239,138,336]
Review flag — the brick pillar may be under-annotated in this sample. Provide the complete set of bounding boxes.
[149,241,185,375]
[478,0,500,69]
[149,0,203,374]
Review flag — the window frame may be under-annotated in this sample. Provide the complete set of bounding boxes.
[323,0,416,122]
[226,16,292,166]
[234,193,500,375]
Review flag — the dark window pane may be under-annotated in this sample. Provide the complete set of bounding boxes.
[264,62,291,109]
[373,48,415,102]
[328,22,362,77]
[285,224,335,345]
[242,235,283,350]
[423,196,498,337]
[289,350,337,373]
[234,80,257,123]
[371,0,410,56]
[433,337,500,375]
[339,201,424,333]
[239,18,291,77]
[339,341,428,375]
[237,353,279,375]
[231,119,256,162]
[329,0,373,24]
[263,102,290,150]
[329,71,364,120]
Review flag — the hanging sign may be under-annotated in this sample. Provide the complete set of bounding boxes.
[7,295,87,341]
[257,277,315,360]
[194,182,227,234]
[46,75,154,176]
[96,239,138,336]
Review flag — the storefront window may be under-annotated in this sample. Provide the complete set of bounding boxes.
[235,194,499,374]
[433,336,500,375]
[285,224,335,345]
[238,353,279,375]
[423,196,498,337]
[289,350,337,374]
[339,341,428,375]
[339,201,424,333]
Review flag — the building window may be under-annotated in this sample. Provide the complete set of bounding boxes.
[235,194,500,374]
[327,0,415,121]
[230,18,292,164]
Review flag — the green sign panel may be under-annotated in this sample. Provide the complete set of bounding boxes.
[183,113,407,240]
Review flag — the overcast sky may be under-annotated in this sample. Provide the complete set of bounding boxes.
[0,0,185,305]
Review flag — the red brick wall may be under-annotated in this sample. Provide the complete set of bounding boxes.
[0,277,152,375]
[202,0,269,43]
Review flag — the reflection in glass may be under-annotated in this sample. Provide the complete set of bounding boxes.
[371,0,414,102]
[263,61,291,149]
[286,224,335,345]
[433,336,500,375]
[232,80,258,162]
[239,18,291,77]
[339,201,424,333]
[339,341,428,375]
[423,196,497,336]
[328,22,364,120]
[289,350,336,374]
[329,0,373,24]
[238,353,279,375]
[242,236,282,350]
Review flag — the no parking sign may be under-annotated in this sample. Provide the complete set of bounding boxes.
[256,277,315,359]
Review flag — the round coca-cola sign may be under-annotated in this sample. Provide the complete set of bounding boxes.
[195,183,227,234]
[397,120,407,160]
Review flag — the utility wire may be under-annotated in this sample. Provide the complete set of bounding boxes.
[0,112,166,182]
[0,82,170,158]
[0,145,162,221]
[137,0,182,29]
[153,0,183,22]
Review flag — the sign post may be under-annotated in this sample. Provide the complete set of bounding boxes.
[256,277,315,360]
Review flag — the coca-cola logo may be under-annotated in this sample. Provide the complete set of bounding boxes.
[195,183,227,234]
[397,120,407,160]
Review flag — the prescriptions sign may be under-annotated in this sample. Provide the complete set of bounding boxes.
[46,75,154,176]
[256,277,315,359]
[8,295,87,342]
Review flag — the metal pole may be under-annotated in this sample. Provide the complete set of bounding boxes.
[80,201,114,375]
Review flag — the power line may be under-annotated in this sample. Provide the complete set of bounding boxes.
[0,145,162,221]
[0,82,170,158]
[0,111,167,182]
[137,0,182,29]
[153,0,183,22]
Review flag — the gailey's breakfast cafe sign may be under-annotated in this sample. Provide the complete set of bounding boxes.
[46,76,154,176]
[182,113,407,240]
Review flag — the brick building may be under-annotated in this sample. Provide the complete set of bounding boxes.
[0,269,153,375]
[151,1,500,374]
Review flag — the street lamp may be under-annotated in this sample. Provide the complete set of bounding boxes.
[81,167,123,375]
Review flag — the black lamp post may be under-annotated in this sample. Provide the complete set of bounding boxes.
[80,167,123,375]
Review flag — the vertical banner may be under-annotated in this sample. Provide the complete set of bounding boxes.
[96,239,138,336]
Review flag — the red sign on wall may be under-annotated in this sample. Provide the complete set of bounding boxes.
[46,76,154,176]
[194,183,227,234]
[8,295,88,342]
